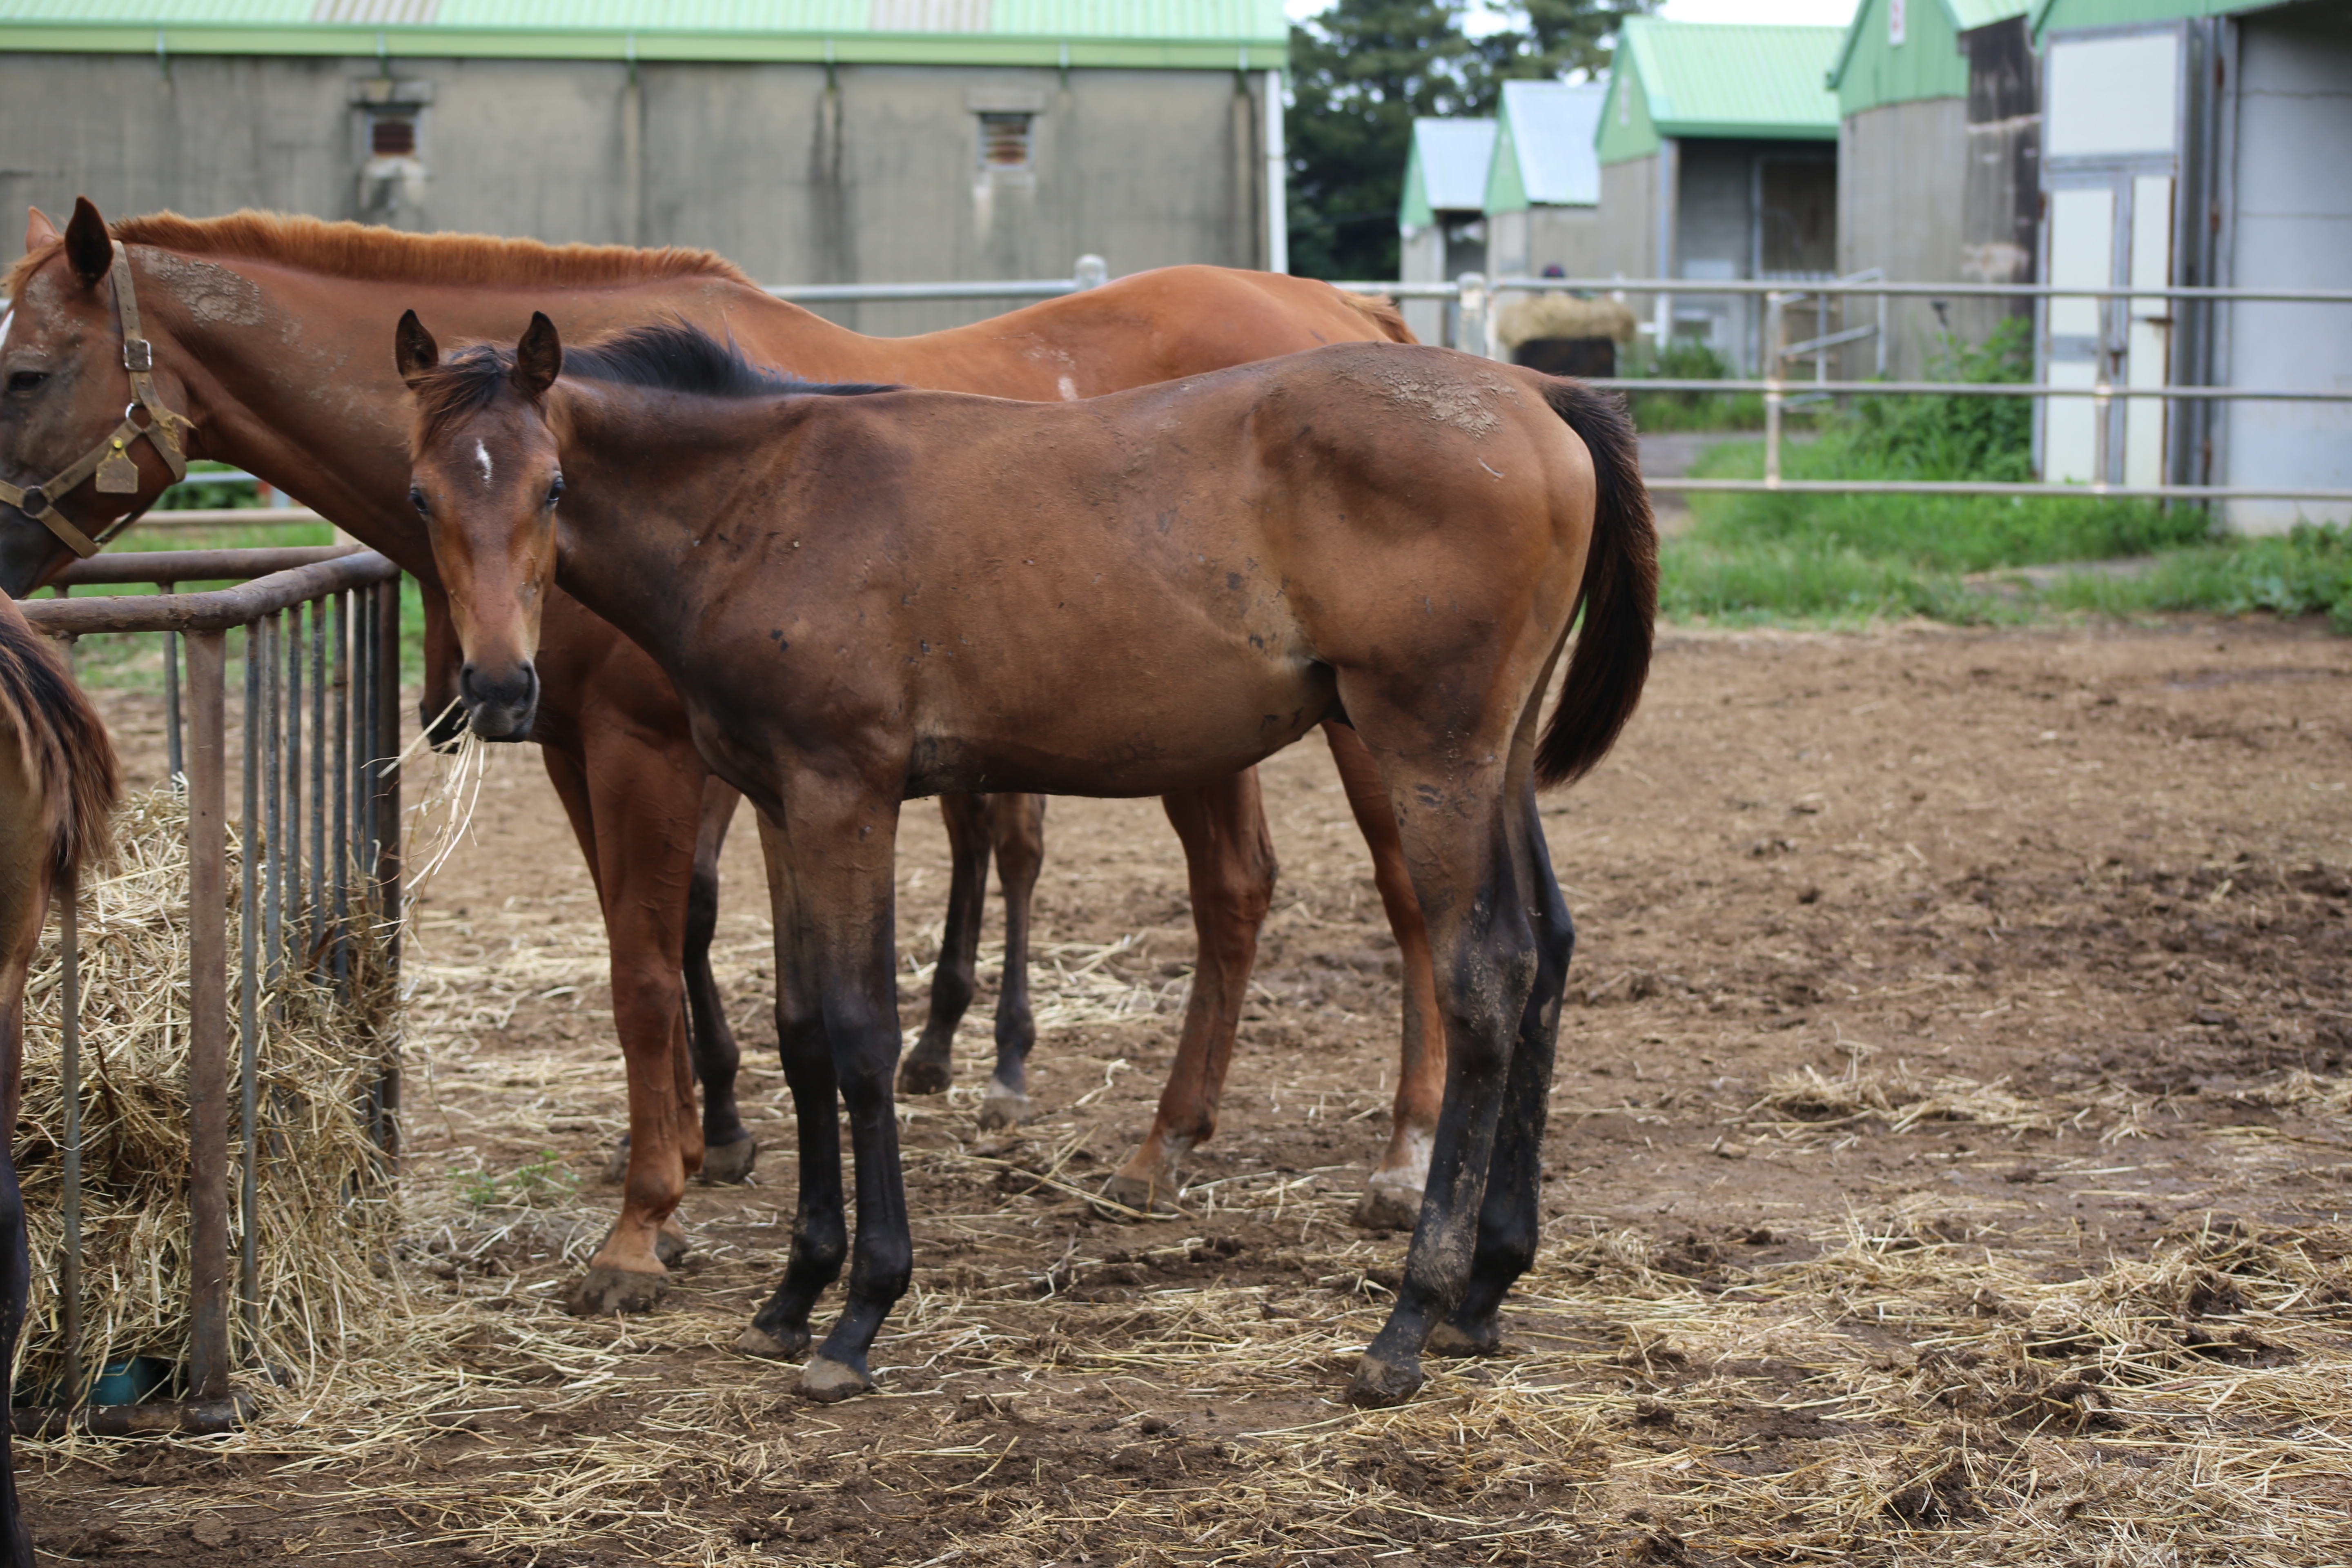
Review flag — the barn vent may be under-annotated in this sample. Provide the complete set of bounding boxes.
[978,112,1033,170]
[870,0,991,31]
[311,0,441,22]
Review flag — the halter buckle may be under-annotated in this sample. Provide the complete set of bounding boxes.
[122,338,153,373]
[19,486,48,515]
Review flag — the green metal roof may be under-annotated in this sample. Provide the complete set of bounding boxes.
[1829,0,2032,115]
[1483,81,1603,215]
[2030,0,2276,35]
[0,0,1289,68]
[1399,117,1497,229]
[1596,17,1842,164]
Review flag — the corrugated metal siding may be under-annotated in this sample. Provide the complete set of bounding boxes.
[1831,0,1971,114]
[2031,0,2275,34]
[1618,17,1842,139]
[4,0,1283,36]
[1948,0,2034,31]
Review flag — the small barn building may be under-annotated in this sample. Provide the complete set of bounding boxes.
[1480,81,1607,282]
[2031,0,2350,526]
[1828,0,2038,380]
[1593,17,1843,373]
[0,0,1290,336]
[1397,116,1498,345]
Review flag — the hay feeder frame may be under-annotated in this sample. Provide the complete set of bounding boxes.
[13,546,404,1436]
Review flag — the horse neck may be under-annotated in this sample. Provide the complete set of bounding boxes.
[141,251,753,581]
[542,385,769,658]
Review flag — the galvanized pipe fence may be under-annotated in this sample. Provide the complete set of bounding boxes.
[14,546,403,1434]
[1340,273,2352,508]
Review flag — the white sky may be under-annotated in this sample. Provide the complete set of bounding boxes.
[1281,2,1858,33]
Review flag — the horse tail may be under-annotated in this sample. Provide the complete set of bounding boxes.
[0,598,120,880]
[1332,287,1419,344]
[1534,378,1658,790]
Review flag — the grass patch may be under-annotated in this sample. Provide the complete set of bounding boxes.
[2038,523,2352,631]
[1648,321,2347,630]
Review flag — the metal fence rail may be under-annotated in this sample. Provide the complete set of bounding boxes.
[14,547,403,1436]
[1334,273,2352,507]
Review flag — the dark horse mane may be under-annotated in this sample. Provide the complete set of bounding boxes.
[0,598,120,878]
[413,322,897,445]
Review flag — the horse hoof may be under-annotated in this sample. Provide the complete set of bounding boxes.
[1350,1180,1421,1233]
[566,1265,666,1317]
[1096,1174,1184,1221]
[1425,1320,1501,1359]
[799,1356,873,1403]
[599,1135,631,1186]
[976,1088,1032,1130]
[653,1228,689,1268]
[1346,1352,1426,1408]
[898,1056,951,1096]
[697,1133,759,1186]
[736,1324,806,1361]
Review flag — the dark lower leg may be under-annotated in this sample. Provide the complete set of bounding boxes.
[748,997,846,1356]
[685,778,754,1174]
[810,1020,912,1391]
[983,794,1046,1121]
[1107,773,1275,1211]
[1434,794,1574,1354]
[1352,807,1535,1407]
[900,793,991,1096]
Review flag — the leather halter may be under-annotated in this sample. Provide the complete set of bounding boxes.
[0,240,194,558]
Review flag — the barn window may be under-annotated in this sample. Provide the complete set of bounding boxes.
[370,114,417,158]
[979,112,1033,170]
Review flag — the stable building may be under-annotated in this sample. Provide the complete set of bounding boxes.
[2031,0,2351,527]
[1397,116,1498,345]
[0,1,1290,335]
[1481,81,1607,283]
[1828,0,2038,381]
[1593,16,1844,372]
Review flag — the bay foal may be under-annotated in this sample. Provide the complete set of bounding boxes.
[0,203,1441,1316]
[399,316,1655,1407]
[0,597,120,1565]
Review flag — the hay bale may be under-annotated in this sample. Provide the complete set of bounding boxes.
[1496,292,1638,350]
[12,785,403,1400]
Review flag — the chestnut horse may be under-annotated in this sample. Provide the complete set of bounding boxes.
[0,596,120,1564]
[398,315,1656,1408]
[0,201,1446,1316]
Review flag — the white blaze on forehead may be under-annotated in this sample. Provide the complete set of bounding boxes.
[474,439,494,486]
[1057,375,1078,401]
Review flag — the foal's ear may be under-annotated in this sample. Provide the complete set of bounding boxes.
[394,310,440,388]
[513,312,562,400]
[63,197,113,288]
[24,207,58,255]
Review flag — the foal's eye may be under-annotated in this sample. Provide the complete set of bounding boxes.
[5,370,47,393]
[546,473,566,506]
[408,484,430,515]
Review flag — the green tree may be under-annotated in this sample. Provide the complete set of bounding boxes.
[1285,1,1654,281]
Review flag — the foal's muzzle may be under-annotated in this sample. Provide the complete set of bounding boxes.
[459,659,539,742]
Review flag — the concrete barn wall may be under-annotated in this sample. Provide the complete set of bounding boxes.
[1488,205,1609,283]
[1596,154,1658,348]
[0,53,1267,336]
[1838,96,1971,381]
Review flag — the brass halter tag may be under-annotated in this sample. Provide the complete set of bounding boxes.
[95,436,140,493]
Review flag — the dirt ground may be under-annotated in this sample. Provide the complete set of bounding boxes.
[24,614,2352,1566]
